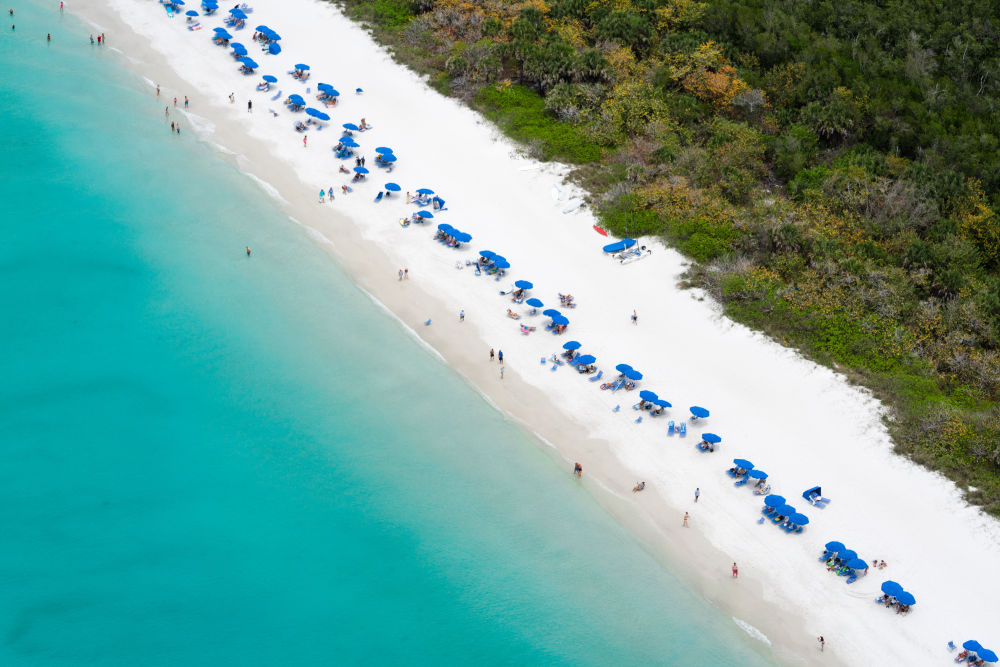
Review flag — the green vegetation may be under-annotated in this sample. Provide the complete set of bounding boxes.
[332,0,1000,514]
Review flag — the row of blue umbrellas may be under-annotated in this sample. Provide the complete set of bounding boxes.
[614,363,643,381]
[763,495,809,526]
[878,580,917,607]
[824,541,868,570]
[255,25,281,41]
[306,108,330,121]
[436,223,471,243]
[317,83,340,97]
[963,641,998,663]
[478,250,509,270]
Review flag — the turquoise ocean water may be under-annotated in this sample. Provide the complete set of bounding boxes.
[0,5,773,665]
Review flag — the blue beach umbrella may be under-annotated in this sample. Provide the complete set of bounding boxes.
[526,298,543,308]
[763,494,784,507]
[542,309,562,318]
[231,42,247,55]
[286,94,304,106]
[733,458,754,469]
[964,641,983,653]
[415,210,433,218]
[690,406,710,419]
[378,154,397,162]
[239,57,258,69]
[317,82,335,92]
[213,26,228,32]
[654,399,672,408]
[185,10,198,16]
[491,255,507,264]
[895,591,916,606]
[515,280,533,290]
[748,469,767,479]
[342,123,360,131]
[454,232,472,243]
[437,223,453,232]
[978,649,998,663]
[295,63,310,71]
[551,314,569,326]
[375,146,393,154]
[838,549,857,562]
[171,0,185,5]
[881,581,903,596]
[776,504,796,517]
[825,541,846,553]
[623,368,642,380]
[493,259,510,269]
[562,341,581,350]
[479,250,496,260]
[846,558,867,570]
[268,42,281,55]
[416,188,435,195]
[385,183,401,192]
[306,108,330,121]
[213,29,232,39]
[639,390,658,402]
[615,363,633,373]
[790,513,810,526]
[339,138,359,148]
[230,8,246,19]
[266,30,281,41]
[255,24,269,31]
[576,354,596,365]
[354,166,369,174]
[262,75,277,83]
[701,433,721,444]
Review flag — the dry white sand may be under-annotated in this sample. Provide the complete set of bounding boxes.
[71,0,1000,664]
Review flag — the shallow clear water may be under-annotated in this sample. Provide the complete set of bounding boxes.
[0,5,773,665]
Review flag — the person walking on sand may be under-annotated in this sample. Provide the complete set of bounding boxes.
[459,309,465,322]
[500,366,504,380]
[245,246,252,257]
[498,350,503,365]
[682,512,689,527]
[695,487,700,503]
[404,268,408,279]
[156,84,160,97]
[732,562,739,578]
[319,189,325,203]
[248,100,252,113]
[229,92,235,103]
[817,636,824,652]
[398,269,404,281]
[489,348,495,362]
[303,135,308,148]
[573,462,582,477]
[184,96,189,108]
[631,310,638,325]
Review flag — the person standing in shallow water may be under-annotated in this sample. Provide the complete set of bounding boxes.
[573,462,582,477]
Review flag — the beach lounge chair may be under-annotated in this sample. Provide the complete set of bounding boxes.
[588,370,603,382]
[635,417,643,424]
[678,422,687,437]
[667,420,675,435]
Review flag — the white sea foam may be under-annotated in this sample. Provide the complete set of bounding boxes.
[733,617,772,646]
[243,172,288,205]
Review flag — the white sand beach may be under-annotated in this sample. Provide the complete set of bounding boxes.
[71,0,1000,663]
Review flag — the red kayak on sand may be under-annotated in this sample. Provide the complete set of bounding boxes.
[593,225,608,236]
